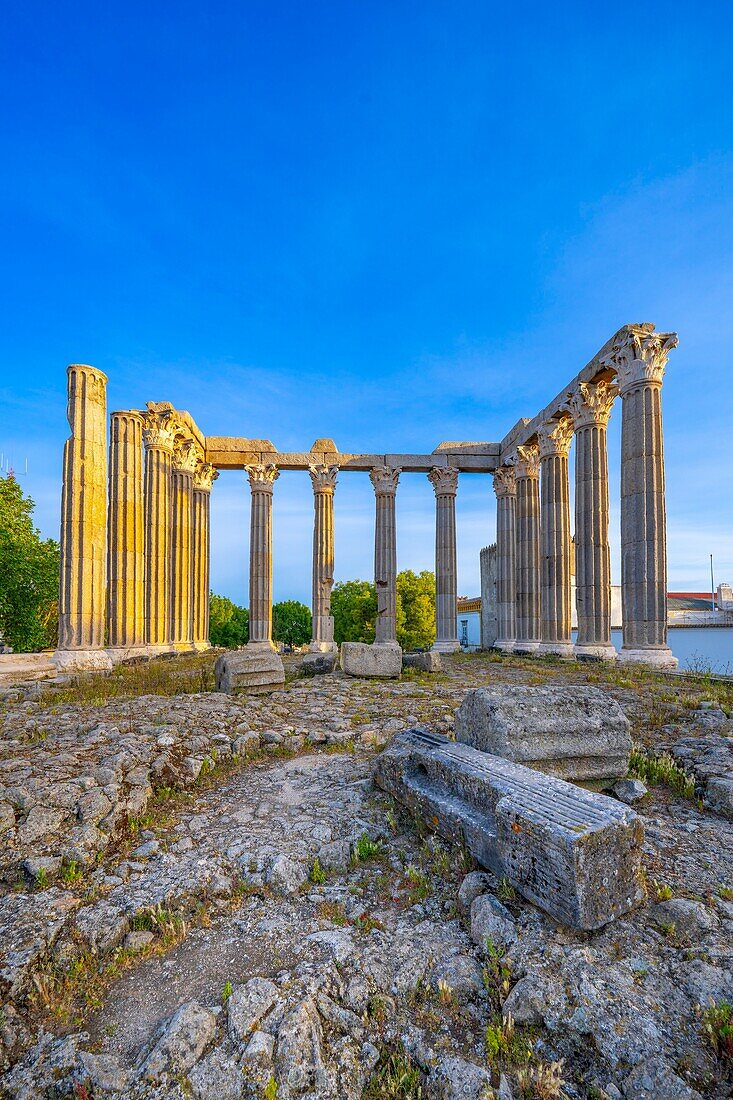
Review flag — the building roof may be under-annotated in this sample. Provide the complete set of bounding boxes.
[457,597,481,614]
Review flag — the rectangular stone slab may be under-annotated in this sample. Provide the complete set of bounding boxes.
[375,729,644,930]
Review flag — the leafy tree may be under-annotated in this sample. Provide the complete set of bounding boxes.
[0,474,60,652]
[209,593,249,647]
[272,600,312,647]
[332,580,377,644]
[396,569,436,650]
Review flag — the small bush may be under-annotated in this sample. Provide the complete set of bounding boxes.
[701,1001,733,1063]
[310,858,327,885]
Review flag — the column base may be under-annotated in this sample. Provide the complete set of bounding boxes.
[618,646,678,669]
[537,641,575,658]
[107,645,152,665]
[52,649,113,673]
[309,641,339,654]
[170,641,197,654]
[193,641,212,652]
[514,641,540,655]
[432,639,461,653]
[495,638,515,653]
[247,639,278,653]
[573,643,618,662]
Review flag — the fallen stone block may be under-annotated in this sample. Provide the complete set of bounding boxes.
[340,642,402,679]
[215,648,285,694]
[454,684,632,785]
[375,728,644,930]
[301,651,338,676]
[403,651,442,673]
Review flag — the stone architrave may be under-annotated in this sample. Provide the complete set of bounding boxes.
[192,462,218,651]
[428,466,460,653]
[566,380,619,661]
[369,466,401,646]
[246,463,280,649]
[492,466,516,652]
[537,417,574,657]
[308,464,339,653]
[142,406,176,653]
[603,326,679,668]
[169,439,200,652]
[107,410,146,659]
[55,364,113,671]
[479,544,498,649]
[514,444,541,654]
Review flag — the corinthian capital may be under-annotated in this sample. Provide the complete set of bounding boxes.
[142,408,176,453]
[194,462,219,492]
[601,323,679,394]
[172,438,202,475]
[565,380,618,430]
[427,466,459,496]
[492,465,516,498]
[369,465,400,495]
[246,463,280,492]
[308,464,339,493]
[537,416,574,459]
[514,444,540,480]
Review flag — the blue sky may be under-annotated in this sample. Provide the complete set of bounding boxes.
[1,1,731,605]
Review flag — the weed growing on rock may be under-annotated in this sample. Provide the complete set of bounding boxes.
[485,1012,532,1071]
[352,833,383,864]
[718,885,733,901]
[33,868,49,890]
[309,857,327,884]
[263,1077,278,1100]
[60,859,82,886]
[222,980,233,1003]
[482,939,512,1011]
[364,1044,423,1099]
[701,1001,733,1066]
[629,746,696,799]
[515,1058,566,1099]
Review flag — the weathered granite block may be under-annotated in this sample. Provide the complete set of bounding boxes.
[300,652,338,676]
[402,651,442,673]
[340,642,402,679]
[375,728,644,930]
[454,685,631,785]
[215,649,285,694]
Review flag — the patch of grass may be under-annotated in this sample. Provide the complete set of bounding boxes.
[355,913,384,934]
[309,858,327,885]
[718,886,733,901]
[351,833,384,865]
[316,901,347,926]
[263,1077,278,1100]
[485,1012,533,1071]
[497,876,518,904]
[404,865,431,906]
[629,746,696,799]
[222,980,233,1003]
[482,939,512,1012]
[60,859,83,886]
[652,880,674,902]
[34,867,49,891]
[515,1059,567,1099]
[363,1045,423,1099]
[701,1001,733,1065]
[40,653,219,706]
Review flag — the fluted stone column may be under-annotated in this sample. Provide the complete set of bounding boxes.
[538,417,574,657]
[55,364,112,669]
[613,327,679,668]
[192,463,218,651]
[428,466,460,652]
[143,409,175,653]
[246,464,279,649]
[169,440,199,652]
[308,464,339,653]
[370,466,400,646]
[514,444,541,654]
[493,466,517,652]
[566,380,618,661]
[107,411,145,658]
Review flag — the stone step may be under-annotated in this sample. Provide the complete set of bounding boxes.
[375,728,645,931]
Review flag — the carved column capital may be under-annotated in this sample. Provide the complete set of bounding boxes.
[246,463,280,493]
[369,465,400,495]
[514,443,540,480]
[194,462,219,492]
[601,324,679,395]
[142,409,176,453]
[565,380,618,430]
[538,416,573,459]
[428,465,459,496]
[308,464,339,494]
[172,438,202,475]
[492,465,516,498]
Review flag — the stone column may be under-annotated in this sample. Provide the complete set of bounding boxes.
[308,464,339,653]
[370,465,401,646]
[55,364,112,669]
[566,380,618,661]
[537,417,574,657]
[428,466,460,652]
[612,327,679,667]
[107,410,145,657]
[246,463,280,648]
[142,409,175,653]
[493,466,516,652]
[514,444,541,653]
[169,439,199,652]
[192,462,218,651]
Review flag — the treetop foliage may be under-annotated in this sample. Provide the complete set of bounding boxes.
[0,474,59,652]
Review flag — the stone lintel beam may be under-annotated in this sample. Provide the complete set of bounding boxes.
[204,441,500,473]
[499,323,674,461]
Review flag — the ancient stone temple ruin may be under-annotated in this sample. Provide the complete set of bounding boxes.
[53,322,678,670]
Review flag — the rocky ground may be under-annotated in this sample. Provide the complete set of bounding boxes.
[1,652,733,1099]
